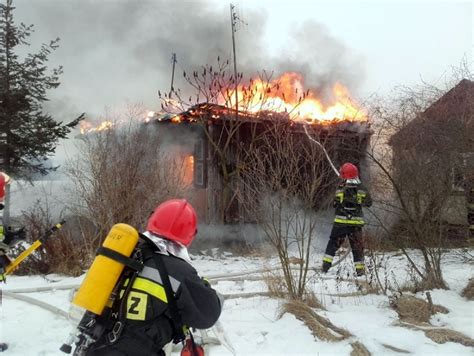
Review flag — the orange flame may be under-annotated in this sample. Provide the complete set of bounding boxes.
[79,120,115,134]
[183,155,194,185]
[228,72,366,124]
[171,115,183,123]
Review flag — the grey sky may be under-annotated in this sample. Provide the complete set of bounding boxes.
[12,0,473,122]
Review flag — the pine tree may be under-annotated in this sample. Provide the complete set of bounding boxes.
[0,0,80,178]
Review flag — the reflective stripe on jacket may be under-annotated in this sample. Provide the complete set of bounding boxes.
[333,182,372,226]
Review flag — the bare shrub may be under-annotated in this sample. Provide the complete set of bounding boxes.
[364,231,397,294]
[461,278,474,300]
[279,300,351,342]
[12,204,89,276]
[454,247,474,264]
[263,272,288,299]
[240,119,334,300]
[66,106,188,256]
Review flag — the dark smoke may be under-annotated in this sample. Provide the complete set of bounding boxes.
[13,0,365,117]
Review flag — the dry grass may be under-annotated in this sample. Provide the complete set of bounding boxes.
[263,272,288,299]
[424,329,474,347]
[381,343,410,353]
[393,292,474,348]
[303,291,325,310]
[278,300,351,342]
[391,295,448,324]
[350,341,371,356]
[461,278,474,300]
[399,321,474,347]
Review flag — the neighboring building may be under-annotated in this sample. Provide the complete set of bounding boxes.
[390,79,474,237]
[147,103,372,224]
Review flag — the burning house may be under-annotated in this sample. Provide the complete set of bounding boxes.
[146,73,372,224]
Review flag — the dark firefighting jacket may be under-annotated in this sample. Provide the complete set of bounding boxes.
[85,242,223,356]
[333,181,372,226]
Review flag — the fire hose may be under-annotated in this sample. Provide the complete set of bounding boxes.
[303,124,340,177]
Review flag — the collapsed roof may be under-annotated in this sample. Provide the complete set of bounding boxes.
[151,103,371,135]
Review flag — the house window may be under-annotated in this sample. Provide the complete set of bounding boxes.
[452,152,473,191]
[194,139,207,188]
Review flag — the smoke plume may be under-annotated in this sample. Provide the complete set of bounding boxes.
[14,0,365,118]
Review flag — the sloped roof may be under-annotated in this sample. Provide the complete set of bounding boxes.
[153,103,371,135]
[390,79,474,151]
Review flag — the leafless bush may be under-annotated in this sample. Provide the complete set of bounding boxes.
[263,271,288,299]
[454,247,474,264]
[12,203,88,276]
[363,227,399,294]
[240,119,334,300]
[66,106,188,254]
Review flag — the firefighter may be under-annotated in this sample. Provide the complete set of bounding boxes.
[322,163,372,276]
[82,199,223,356]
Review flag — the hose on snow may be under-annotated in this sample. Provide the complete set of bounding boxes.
[2,290,69,319]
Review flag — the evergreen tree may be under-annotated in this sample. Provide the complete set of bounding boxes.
[0,0,80,178]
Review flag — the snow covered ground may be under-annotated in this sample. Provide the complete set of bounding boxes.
[1,249,473,355]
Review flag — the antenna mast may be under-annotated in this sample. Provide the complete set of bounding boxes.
[170,53,177,97]
[230,4,239,116]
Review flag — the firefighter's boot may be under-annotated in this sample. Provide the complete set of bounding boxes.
[355,261,365,277]
[322,261,331,273]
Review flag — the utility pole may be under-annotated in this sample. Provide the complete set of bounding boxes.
[230,3,245,223]
[230,4,239,116]
[170,53,177,97]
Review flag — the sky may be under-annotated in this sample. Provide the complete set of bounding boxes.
[11,0,472,124]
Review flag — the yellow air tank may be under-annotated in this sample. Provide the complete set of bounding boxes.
[73,223,139,315]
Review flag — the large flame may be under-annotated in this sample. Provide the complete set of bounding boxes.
[228,72,366,124]
[81,72,366,132]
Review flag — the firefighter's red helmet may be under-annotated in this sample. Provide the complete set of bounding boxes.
[146,199,198,247]
[339,163,359,179]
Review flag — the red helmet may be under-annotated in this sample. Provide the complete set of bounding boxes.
[339,163,359,179]
[146,199,198,247]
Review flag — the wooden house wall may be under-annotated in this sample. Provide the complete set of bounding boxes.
[151,120,371,225]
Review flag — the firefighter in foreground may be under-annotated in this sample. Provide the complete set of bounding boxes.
[322,163,372,276]
[74,199,223,356]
